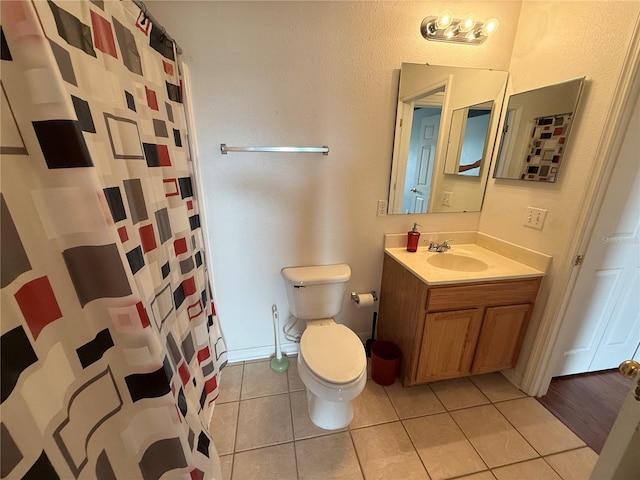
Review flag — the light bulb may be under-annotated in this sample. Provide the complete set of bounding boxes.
[444,25,458,38]
[459,13,476,33]
[482,17,500,35]
[436,10,454,30]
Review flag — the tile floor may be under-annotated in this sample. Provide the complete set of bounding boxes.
[210,357,598,480]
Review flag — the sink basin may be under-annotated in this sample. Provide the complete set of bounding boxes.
[427,254,489,272]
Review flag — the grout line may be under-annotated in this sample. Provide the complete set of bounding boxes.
[285,375,299,478]
[446,470,493,480]
[398,415,433,478]
[292,440,300,480]
[231,362,245,455]
[446,406,493,472]
[347,429,366,479]
[489,400,550,459]
[381,379,435,478]
[540,446,596,480]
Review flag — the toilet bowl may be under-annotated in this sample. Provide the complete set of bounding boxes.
[297,321,367,429]
[281,264,367,429]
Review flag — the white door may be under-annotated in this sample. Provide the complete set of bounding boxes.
[590,362,640,479]
[406,112,440,213]
[555,78,640,376]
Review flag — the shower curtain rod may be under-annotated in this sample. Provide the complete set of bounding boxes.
[131,0,183,55]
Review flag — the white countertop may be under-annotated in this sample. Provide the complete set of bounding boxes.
[385,243,547,286]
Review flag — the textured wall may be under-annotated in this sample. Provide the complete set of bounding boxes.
[480,1,640,383]
[152,1,521,360]
[152,1,639,377]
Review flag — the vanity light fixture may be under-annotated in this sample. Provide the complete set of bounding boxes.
[421,12,499,45]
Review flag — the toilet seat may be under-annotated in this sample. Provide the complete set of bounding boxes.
[300,323,366,384]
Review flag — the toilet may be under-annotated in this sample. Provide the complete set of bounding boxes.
[281,264,367,430]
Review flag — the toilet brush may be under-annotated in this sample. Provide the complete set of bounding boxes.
[270,304,290,372]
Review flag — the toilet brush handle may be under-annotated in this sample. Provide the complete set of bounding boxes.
[272,304,282,360]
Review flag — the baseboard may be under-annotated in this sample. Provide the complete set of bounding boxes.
[501,368,525,394]
[225,331,371,363]
[225,342,300,364]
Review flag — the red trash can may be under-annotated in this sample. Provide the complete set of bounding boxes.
[371,340,401,386]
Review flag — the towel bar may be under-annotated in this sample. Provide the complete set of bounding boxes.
[220,144,329,155]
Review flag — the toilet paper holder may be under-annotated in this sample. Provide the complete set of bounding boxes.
[350,291,378,305]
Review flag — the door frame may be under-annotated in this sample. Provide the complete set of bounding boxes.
[524,19,640,397]
[388,79,449,214]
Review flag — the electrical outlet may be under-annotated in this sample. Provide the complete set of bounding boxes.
[377,200,388,216]
[442,191,453,207]
[523,207,548,230]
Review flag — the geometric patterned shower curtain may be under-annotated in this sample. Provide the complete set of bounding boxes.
[0,1,226,478]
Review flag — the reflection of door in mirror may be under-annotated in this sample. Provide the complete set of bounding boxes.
[445,103,493,177]
[404,107,441,213]
[458,108,491,176]
[494,107,522,178]
[389,82,446,214]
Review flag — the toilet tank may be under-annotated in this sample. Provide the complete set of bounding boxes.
[281,264,351,320]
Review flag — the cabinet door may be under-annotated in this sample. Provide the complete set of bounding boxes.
[416,308,483,382]
[472,304,532,375]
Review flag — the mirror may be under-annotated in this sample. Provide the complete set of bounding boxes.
[388,64,508,214]
[493,77,585,182]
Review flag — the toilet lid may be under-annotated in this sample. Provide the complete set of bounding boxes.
[300,324,366,384]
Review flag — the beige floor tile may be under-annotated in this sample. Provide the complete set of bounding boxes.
[430,377,491,411]
[210,401,239,455]
[451,405,538,468]
[232,443,297,480]
[458,472,496,480]
[235,393,293,451]
[384,380,445,419]
[470,373,527,403]
[295,432,363,480]
[290,390,346,439]
[218,364,244,404]
[404,413,487,480]
[544,447,598,480]
[492,458,562,480]
[349,380,398,429]
[241,359,289,399]
[351,421,430,480]
[495,397,585,456]
[287,357,305,392]
[219,454,233,480]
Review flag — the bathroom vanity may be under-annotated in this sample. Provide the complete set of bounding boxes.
[377,234,550,386]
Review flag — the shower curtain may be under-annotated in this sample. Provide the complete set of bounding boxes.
[1,1,227,478]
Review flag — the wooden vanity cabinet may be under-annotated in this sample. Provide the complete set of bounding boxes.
[377,254,541,386]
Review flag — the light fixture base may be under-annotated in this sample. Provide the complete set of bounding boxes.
[420,16,491,45]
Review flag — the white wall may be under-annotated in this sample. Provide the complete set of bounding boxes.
[151,1,521,360]
[152,1,640,373]
[480,1,640,384]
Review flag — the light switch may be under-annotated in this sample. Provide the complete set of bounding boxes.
[523,207,547,230]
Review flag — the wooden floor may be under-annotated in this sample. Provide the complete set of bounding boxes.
[537,369,633,454]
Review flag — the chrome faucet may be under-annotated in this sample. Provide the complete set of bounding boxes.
[428,240,451,252]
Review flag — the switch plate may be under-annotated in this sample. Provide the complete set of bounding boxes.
[523,207,547,230]
[377,200,388,216]
[442,191,453,207]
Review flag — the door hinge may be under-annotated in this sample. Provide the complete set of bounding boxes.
[399,118,403,127]
[573,255,585,266]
